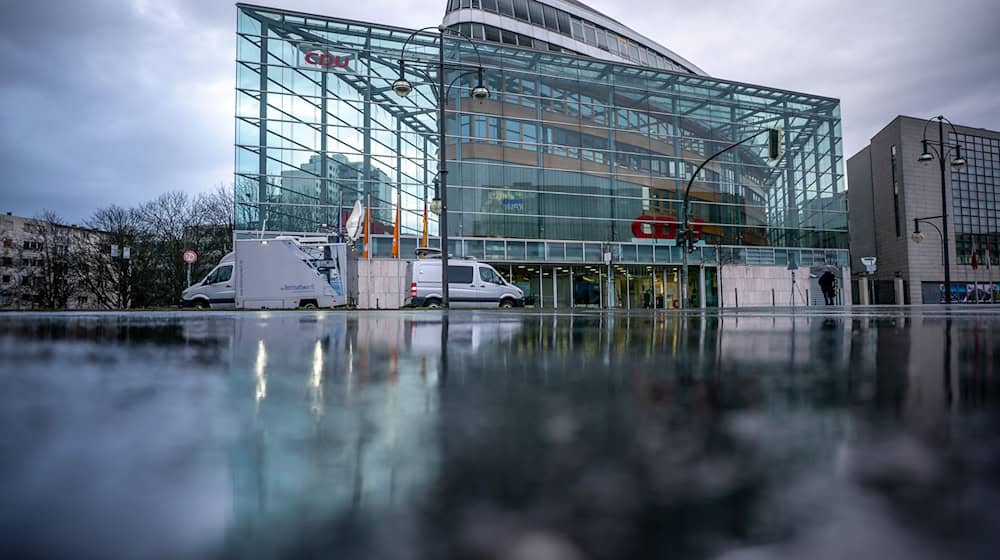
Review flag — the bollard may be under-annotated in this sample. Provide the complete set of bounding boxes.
[735,288,739,308]
[771,288,775,307]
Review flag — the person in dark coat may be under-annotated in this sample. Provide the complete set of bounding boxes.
[642,289,652,309]
[819,271,837,305]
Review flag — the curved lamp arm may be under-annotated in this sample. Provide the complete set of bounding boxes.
[920,115,965,161]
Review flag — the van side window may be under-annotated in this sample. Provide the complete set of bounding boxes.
[204,269,218,285]
[216,265,233,283]
[479,267,499,284]
[447,265,473,284]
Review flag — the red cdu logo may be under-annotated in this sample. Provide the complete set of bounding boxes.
[300,45,354,72]
[630,215,705,240]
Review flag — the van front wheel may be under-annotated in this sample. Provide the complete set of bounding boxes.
[499,299,515,309]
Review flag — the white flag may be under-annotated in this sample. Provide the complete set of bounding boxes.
[344,199,364,241]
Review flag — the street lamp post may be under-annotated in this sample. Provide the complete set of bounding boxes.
[678,128,777,309]
[393,25,489,308]
[912,217,945,261]
[917,115,966,304]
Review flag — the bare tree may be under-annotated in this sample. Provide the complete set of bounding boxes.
[197,183,235,246]
[139,191,202,301]
[79,205,151,309]
[27,211,85,309]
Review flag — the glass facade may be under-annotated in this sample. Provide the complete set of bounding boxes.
[951,132,1000,266]
[235,5,848,266]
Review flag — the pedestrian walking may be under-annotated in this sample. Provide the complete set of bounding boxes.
[642,289,652,309]
[819,271,837,305]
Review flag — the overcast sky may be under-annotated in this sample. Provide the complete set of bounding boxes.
[1,0,998,223]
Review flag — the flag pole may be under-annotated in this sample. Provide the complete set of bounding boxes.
[972,238,979,304]
[988,240,994,304]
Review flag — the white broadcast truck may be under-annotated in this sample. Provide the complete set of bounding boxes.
[180,237,354,309]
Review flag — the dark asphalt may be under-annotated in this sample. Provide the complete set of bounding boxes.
[1,308,999,559]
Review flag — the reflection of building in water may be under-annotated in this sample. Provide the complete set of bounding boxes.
[224,315,443,545]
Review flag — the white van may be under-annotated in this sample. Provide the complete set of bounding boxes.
[405,258,524,308]
[181,252,236,308]
[180,238,354,309]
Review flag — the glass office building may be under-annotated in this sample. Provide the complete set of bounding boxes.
[235,4,847,307]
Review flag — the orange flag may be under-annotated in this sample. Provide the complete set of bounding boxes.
[421,207,428,248]
[362,205,371,259]
[391,201,401,257]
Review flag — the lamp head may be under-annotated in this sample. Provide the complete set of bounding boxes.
[470,67,489,101]
[429,197,442,215]
[911,231,925,244]
[951,144,966,167]
[918,139,933,162]
[392,78,413,97]
[470,84,490,100]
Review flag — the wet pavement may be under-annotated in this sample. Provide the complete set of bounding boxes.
[1,307,1000,559]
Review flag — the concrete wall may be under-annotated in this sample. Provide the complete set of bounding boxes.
[720,265,852,307]
[357,259,407,309]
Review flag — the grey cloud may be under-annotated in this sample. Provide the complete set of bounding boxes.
[1,0,998,221]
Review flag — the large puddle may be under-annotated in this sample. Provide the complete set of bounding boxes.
[1,309,998,559]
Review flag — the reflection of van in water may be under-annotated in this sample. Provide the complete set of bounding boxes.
[405,258,524,309]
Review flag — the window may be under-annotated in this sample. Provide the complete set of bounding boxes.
[479,267,501,284]
[571,18,584,40]
[528,1,544,25]
[556,11,571,35]
[891,145,901,237]
[542,5,558,31]
[596,28,608,50]
[448,265,474,284]
[76,296,88,306]
[607,34,618,55]
[513,0,529,21]
[481,0,497,11]
[216,265,233,283]
[484,25,500,42]
[498,0,514,18]
[583,23,596,46]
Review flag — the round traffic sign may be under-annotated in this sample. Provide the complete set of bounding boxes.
[182,250,198,264]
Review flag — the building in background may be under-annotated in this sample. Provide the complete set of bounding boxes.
[0,213,106,310]
[442,0,704,74]
[234,2,849,309]
[847,116,1000,304]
